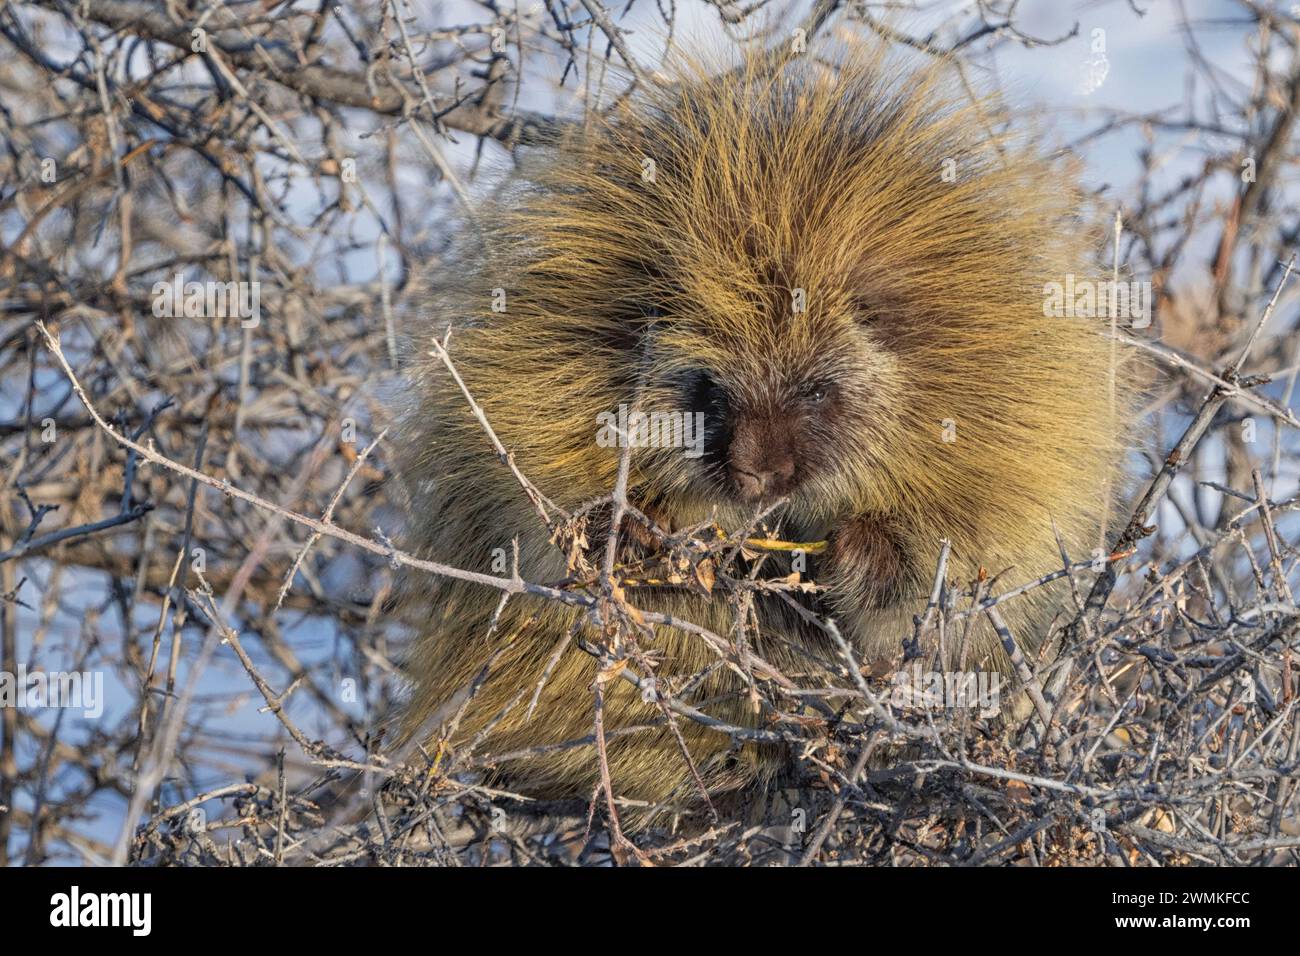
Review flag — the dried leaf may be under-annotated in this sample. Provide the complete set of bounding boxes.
[595,659,629,685]
[693,558,715,593]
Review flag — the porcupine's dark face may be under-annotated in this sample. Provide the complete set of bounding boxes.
[689,367,841,503]
[656,310,903,510]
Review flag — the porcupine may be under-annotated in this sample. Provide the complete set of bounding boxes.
[391,44,1136,825]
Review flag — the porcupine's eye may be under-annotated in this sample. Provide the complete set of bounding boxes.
[798,381,835,405]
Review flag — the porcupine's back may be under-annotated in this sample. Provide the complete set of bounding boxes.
[392,46,1135,819]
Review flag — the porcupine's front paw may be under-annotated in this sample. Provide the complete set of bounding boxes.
[583,494,674,568]
[819,513,911,613]
[811,513,920,672]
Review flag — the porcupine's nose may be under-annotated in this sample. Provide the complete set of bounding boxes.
[729,458,796,502]
[725,406,797,501]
